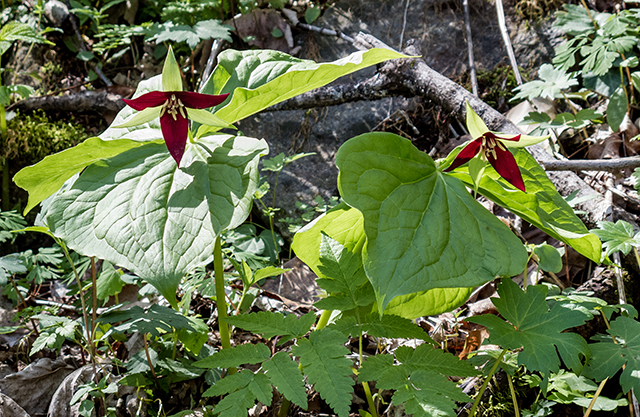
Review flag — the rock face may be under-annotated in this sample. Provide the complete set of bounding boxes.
[242,0,561,241]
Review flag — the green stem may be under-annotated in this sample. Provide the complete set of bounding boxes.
[214,235,236,374]
[634,247,640,272]
[359,332,378,417]
[278,398,291,417]
[468,349,507,417]
[506,373,520,417]
[316,309,332,330]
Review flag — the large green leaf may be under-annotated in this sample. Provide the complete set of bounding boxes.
[292,203,475,318]
[14,137,162,215]
[41,134,267,306]
[336,132,527,312]
[201,48,407,125]
[447,147,601,262]
[469,279,591,380]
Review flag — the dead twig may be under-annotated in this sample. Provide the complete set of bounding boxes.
[462,0,478,96]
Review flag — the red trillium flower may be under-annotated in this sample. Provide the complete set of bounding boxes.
[117,47,232,166]
[444,131,525,192]
[122,91,229,166]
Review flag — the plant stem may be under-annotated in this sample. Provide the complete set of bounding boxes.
[583,377,608,417]
[506,373,520,417]
[468,349,507,417]
[90,257,97,328]
[633,247,640,272]
[278,398,291,417]
[359,331,378,417]
[316,309,332,330]
[214,235,236,374]
[143,333,159,383]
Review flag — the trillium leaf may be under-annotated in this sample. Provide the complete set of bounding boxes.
[447,147,602,262]
[202,48,408,124]
[292,203,476,318]
[14,137,163,215]
[336,132,527,312]
[40,134,268,306]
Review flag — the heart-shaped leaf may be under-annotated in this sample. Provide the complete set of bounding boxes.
[41,134,268,306]
[335,132,527,312]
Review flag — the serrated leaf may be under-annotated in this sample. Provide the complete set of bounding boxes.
[202,48,407,125]
[14,137,162,215]
[262,351,307,408]
[222,311,315,339]
[395,344,477,377]
[292,329,353,417]
[512,64,578,101]
[40,134,267,306]
[203,369,254,397]
[151,20,232,49]
[97,304,195,336]
[193,343,270,369]
[468,279,591,378]
[447,147,602,262]
[395,370,469,417]
[363,314,434,342]
[591,220,640,256]
[157,358,205,383]
[359,351,469,417]
[584,316,640,402]
[359,354,409,388]
[247,372,272,405]
[336,132,527,312]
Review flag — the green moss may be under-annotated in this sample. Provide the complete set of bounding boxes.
[3,110,86,167]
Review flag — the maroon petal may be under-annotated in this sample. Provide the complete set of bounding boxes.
[160,112,189,166]
[488,132,521,143]
[175,91,230,109]
[487,146,525,192]
[443,139,482,172]
[123,91,169,111]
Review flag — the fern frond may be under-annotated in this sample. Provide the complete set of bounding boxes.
[395,344,477,377]
[292,328,354,417]
[262,351,308,408]
[194,343,270,369]
[223,311,315,339]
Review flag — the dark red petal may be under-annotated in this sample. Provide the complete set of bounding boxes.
[123,91,169,111]
[175,91,230,109]
[498,134,521,142]
[160,112,189,166]
[443,140,482,172]
[487,146,525,192]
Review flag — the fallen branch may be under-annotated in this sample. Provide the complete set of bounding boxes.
[268,40,639,228]
[540,157,640,172]
[10,90,125,117]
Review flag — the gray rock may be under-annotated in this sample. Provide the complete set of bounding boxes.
[44,0,69,27]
